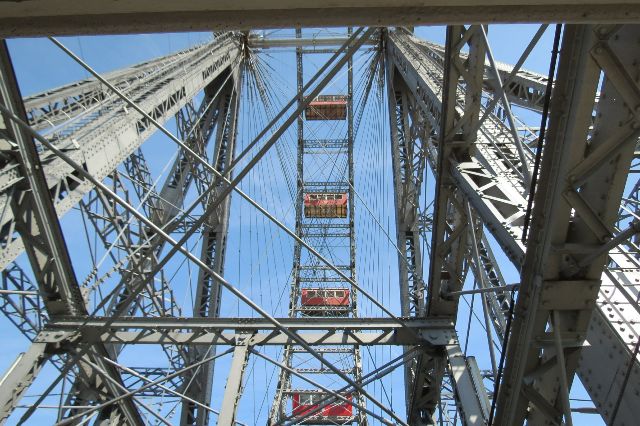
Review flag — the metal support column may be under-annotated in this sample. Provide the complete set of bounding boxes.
[180,70,241,426]
[217,339,251,426]
[495,25,640,425]
[445,344,490,425]
[0,40,143,426]
[0,342,48,423]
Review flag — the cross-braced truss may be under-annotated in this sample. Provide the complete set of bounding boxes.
[0,8,639,426]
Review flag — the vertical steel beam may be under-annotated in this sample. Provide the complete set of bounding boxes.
[386,69,426,319]
[427,25,484,319]
[386,59,435,422]
[346,26,368,426]
[386,25,489,424]
[180,71,241,426]
[217,339,251,426]
[494,25,640,424]
[445,344,490,425]
[0,342,48,423]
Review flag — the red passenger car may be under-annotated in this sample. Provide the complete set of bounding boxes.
[292,392,353,424]
[304,193,348,218]
[301,288,350,307]
[300,288,350,317]
[305,95,348,120]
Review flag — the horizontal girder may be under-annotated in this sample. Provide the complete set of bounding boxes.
[38,318,457,347]
[2,1,640,36]
[46,316,454,332]
[41,331,450,347]
[248,36,378,49]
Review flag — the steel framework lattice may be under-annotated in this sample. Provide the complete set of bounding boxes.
[0,5,639,426]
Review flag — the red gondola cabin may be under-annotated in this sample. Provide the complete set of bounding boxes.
[305,95,348,120]
[301,288,350,307]
[292,392,353,424]
[304,193,348,218]
[301,288,350,316]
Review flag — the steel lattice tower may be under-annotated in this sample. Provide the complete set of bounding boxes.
[269,28,367,425]
[0,4,638,426]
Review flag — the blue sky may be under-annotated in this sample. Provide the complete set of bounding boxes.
[2,26,605,425]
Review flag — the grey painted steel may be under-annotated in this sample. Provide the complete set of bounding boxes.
[0,42,144,425]
[21,37,234,132]
[1,90,407,425]
[91,331,442,346]
[580,252,640,424]
[0,262,45,342]
[248,35,378,49]
[479,26,532,188]
[0,36,240,272]
[1,44,406,423]
[98,358,241,425]
[466,203,498,381]
[64,56,239,424]
[445,344,490,425]
[47,316,454,331]
[63,61,236,423]
[396,23,640,425]
[43,28,399,333]
[18,45,240,420]
[495,25,640,425]
[1,17,639,426]
[3,1,640,36]
[88,69,234,426]
[13,84,225,413]
[217,339,250,426]
[388,25,640,425]
[386,56,437,424]
[55,348,235,426]
[0,343,48,424]
[38,330,456,347]
[346,30,369,425]
[180,70,240,426]
[425,24,484,424]
[387,25,494,424]
[386,29,529,268]
[409,33,549,112]
[40,317,455,351]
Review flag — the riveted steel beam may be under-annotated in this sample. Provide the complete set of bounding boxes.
[180,69,241,426]
[0,41,144,426]
[389,24,640,425]
[494,25,640,425]
[217,339,250,426]
[2,1,640,36]
[0,343,49,423]
[0,36,241,272]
